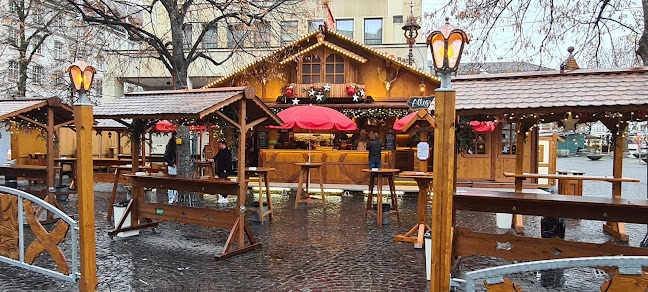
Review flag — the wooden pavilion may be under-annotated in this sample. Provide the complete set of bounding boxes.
[93,86,283,258]
[0,97,75,211]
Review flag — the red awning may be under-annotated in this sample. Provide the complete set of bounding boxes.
[268,105,357,131]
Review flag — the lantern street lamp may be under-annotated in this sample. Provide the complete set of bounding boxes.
[427,18,468,292]
[66,60,97,105]
[401,1,420,66]
[427,17,469,88]
[67,60,98,291]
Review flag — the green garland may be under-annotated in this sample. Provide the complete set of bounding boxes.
[340,108,411,120]
[456,116,476,154]
[305,85,330,104]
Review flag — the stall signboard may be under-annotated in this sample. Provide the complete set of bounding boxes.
[417,142,429,160]
[407,96,434,109]
[258,131,268,148]
[385,133,396,150]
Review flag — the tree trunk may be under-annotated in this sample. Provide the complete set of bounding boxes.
[17,0,27,97]
[169,11,188,90]
[638,0,648,66]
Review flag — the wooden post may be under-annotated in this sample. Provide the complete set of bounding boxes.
[512,120,527,234]
[238,99,247,248]
[74,105,98,291]
[46,107,55,192]
[430,88,456,292]
[603,122,629,242]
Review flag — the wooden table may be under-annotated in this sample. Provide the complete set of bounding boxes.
[362,168,400,227]
[195,160,215,178]
[294,162,326,208]
[107,164,154,221]
[0,164,65,219]
[556,170,585,196]
[245,167,275,224]
[55,158,77,188]
[113,174,261,259]
[395,171,433,248]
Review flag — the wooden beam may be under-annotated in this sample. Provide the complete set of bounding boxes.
[246,117,269,129]
[214,111,240,129]
[53,119,75,130]
[238,99,247,249]
[46,107,55,198]
[604,121,629,242]
[454,190,648,224]
[512,120,527,234]
[16,114,46,129]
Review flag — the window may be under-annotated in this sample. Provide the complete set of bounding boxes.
[33,35,42,54]
[227,23,246,48]
[32,65,43,85]
[202,23,218,49]
[301,54,321,84]
[54,41,63,59]
[253,21,271,48]
[393,15,403,23]
[280,21,298,45]
[54,16,65,27]
[501,123,517,155]
[468,133,487,155]
[54,72,65,86]
[364,18,382,45]
[183,24,192,50]
[9,1,17,13]
[325,54,344,84]
[8,27,18,44]
[308,20,324,33]
[8,61,18,80]
[336,19,353,38]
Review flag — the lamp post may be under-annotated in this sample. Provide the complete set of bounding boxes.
[401,0,420,66]
[66,61,98,291]
[426,18,468,292]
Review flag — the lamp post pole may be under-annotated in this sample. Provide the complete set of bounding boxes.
[68,61,98,291]
[402,0,420,66]
[427,19,468,292]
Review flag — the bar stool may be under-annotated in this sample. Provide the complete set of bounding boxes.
[362,168,400,227]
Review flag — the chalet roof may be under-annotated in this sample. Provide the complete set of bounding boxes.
[449,67,648,115]
[0,97,74,126]
[94,87,282,126]
[203,27,439,89]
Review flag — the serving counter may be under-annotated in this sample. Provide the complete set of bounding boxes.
[259,149,395,185]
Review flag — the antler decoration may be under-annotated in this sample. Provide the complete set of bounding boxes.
[378,66,400,92]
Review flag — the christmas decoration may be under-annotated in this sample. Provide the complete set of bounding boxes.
[456,117,476,153]
[278,85,295,103]
[638,111,646,119]
[561,112,579,132]
[346,84,365,102]
[304,85,330,104]
[340,108,411,120]
[292,98,300,105]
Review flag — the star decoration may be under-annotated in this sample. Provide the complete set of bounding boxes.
[308,89,315,96]
[359,89,365,97]
[292,98,300,105]
[322,84,331,91]
[352,95,360,102]
[561,112,579,131]
[315,94,324,101]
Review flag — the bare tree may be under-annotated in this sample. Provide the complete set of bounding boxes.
[3,0,64,97]
[67,0,313,90]
[425,0,646,68]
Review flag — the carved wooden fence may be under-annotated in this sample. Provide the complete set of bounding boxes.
[0,186,78,282]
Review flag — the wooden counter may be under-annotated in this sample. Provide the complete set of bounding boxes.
[259,149,395,185]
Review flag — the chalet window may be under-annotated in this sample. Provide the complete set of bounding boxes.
[32,65,43,85]
[301,54,321,84]
[325,54,344,84]
[202,23,218,49]
[280,21,298,45]
[364,18,382,45]
[54,41,63,59]
[501,123,517,155]
[468,133,487,155]
[336,19,353,38]
[183,24,192,50]
[227,23,246,49]
[308,20,324,33]
[253,21,271,48]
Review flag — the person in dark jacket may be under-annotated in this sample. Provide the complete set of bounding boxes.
[367,133,382,169]
[164,135,178,204]
[210,140,233,203]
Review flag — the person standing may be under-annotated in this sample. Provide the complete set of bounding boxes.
[210,140,233,203]
[164,135,178,204]
[367,133,382,169]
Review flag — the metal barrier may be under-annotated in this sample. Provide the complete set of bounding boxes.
[464,256,648,291]
[0,186,79,282]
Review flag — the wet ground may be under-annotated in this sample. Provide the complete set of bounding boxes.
[0,155,646,291]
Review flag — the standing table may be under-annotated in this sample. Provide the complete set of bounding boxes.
[107,164,153,221]
[294,162,325,208]
[362,168,400,227]
[557,170,585,196]
[395,171,433,248]
[55,158,77,188]
[195,160,215,178]
[245,167,275,224]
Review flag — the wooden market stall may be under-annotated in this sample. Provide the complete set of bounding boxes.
[93,86,282,259]
[0,98,75,214]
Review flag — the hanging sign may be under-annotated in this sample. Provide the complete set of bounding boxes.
[407,96,434,109]
[417,142,429,160]
[258,131,268,148]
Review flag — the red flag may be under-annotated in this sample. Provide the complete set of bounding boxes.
[323,1,335,31]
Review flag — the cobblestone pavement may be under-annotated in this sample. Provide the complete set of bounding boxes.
[0,156,646,291]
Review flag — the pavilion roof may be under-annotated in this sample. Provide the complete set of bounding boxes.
[447,67,648,116]
[0,97,74,126]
